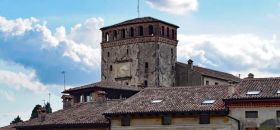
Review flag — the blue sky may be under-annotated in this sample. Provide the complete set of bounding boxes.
[1,0,280,126]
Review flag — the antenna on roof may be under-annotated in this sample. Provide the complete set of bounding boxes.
[61,71,66,90]
[137,0,140,18]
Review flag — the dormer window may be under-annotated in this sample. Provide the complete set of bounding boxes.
[246,91,260,95]
[152,99,162,103]
[202,100,215,104]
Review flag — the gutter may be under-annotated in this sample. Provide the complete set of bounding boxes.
[226,115,240,130]
[105,116,112,130]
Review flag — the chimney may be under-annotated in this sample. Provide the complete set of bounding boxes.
[37,106,47,122]
[94,91,107,104]
[248,73,254,79]
[187,59,193,69]
[62,95,73,109]
[227,85,236,97]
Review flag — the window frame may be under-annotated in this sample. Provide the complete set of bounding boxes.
[245,111,258,118]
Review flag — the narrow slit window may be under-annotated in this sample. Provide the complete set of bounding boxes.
[121,29,125,38]
[161,26,165,36]
[110,65,113,71]
[130,27,134,37]
[144,80,148,87]
[167,27,170,38]
[113,30,117,40]
[139,26,143,36]
[107,52,110,57]
[105,32,109,42]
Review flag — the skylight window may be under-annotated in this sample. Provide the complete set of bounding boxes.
[202,100,216,104]
[151,100,162,103]
[246,91,260,95]
[277,90,280,94]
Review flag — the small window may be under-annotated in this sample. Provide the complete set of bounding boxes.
[167,27,170,38]
[245,111,258,118]
[121,29,125,38]
[215,82,218,85]
[105,32,109,42]
[246,128,258,130]
[206,80,209,85]
[110,65,113,71]
[171,29,175,39]
[144,80,148,87]
[139,26,143,36]
[145,62,149,69]
[277,90,280,94]
[277,111,280,118]
[152,99,162,103]
[80,95,84,103]
[113,30,117,40]
[202,100,216,104]
[246,91,260,95]
[107,52,110,57]
[171,48,173,57]
[126,49,129,55]
[162,115,172,125]
[149,25,154,35]
[161,26,165,36]
[126,82,129,85]
[199,115,210,124]
[121,115,130,126]
[130,27,134,37]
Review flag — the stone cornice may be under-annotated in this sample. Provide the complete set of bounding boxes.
[101,36,178,48]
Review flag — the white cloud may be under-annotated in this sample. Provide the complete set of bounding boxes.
[177,33,280,77]
[0,69,47,93]
[0,90,15,102]
[146,0,198,15]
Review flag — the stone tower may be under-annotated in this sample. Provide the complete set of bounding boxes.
[100,17,179,88]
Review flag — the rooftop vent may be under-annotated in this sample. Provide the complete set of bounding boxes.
[246,91,260,95]
[151,99,162,103]
[202,100,216,104]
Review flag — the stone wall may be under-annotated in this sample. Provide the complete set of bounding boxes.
[202,77,229,85]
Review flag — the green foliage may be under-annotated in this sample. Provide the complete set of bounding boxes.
[45,102,52,113]
[10,115,23,124]
[30,104,42,119]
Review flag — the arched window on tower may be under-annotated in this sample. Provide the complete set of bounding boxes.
[139,26,143,36]
[172,29,175,40]
[148,25,154,36]
[105,32,109,42]
[121,29,125,39]
[167,27,170,38]
[130,27,134,37]
[161,26,165,36]
[113,30,117,40]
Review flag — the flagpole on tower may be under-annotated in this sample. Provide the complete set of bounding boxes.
[137,0,140,18]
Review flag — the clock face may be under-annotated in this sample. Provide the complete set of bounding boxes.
[115,62,131,77]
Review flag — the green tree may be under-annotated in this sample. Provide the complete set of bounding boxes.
[45,102,52,113]
[10,115,23,124]
[30,104,42,119]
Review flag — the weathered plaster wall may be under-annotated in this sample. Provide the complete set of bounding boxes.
[202,77,229,85]
[111,116,236,130]
[229,107,280,129]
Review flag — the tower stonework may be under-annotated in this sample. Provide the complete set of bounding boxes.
[100,17,179,88]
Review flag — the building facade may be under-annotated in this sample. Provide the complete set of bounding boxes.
[100,17,178,88]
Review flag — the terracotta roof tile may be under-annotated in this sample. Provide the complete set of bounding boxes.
[176,62,241,83]
[229,77,280,99]
[104,85,231,115]
[101,17,179,30]
[62,80,140,93]
[14,100,120,129]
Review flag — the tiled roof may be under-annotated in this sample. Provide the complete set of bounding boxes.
[14,100,120,129]
[0,124,16,130]
[62,80,140,93]
[176,62,241,83]
[228,77,280,100]
[101,17,179,30]
[104,85,231,115]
